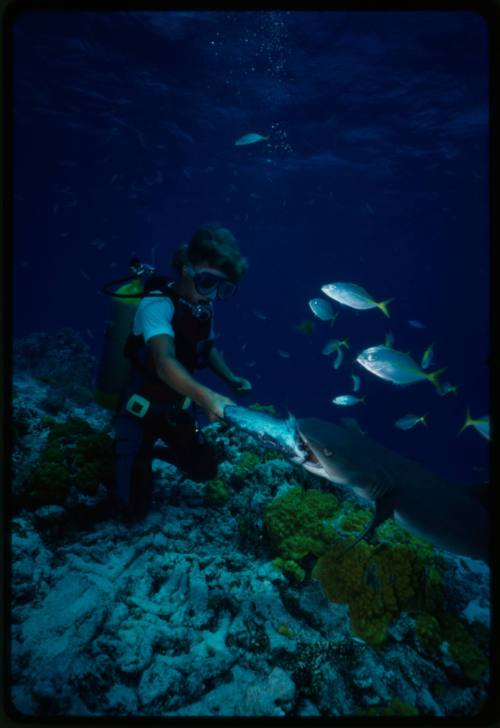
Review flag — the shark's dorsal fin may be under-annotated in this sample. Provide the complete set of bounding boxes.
[335,493,395,561]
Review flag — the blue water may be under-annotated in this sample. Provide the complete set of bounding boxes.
[11,10,489,485]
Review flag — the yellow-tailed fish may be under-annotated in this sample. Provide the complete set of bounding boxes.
[333,348,344,370]
[308,298,338,324]
[421,343,434,370]
[322,338,348,355]
[235,133,270,146]
[458,410,490,441]
[356,345,446,389]
[321,282,393,318]
[395,413,428,431]
[332,395,365,406]
[437,381,459,397]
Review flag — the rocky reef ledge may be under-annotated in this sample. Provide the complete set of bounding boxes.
[9,330,492,718]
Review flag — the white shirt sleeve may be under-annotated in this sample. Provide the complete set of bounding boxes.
[133,292,175,343]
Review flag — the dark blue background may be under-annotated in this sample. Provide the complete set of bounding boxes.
[11,10,490,484]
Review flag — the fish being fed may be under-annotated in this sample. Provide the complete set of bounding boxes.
[395,413,427,430]
[234,133,270,146]
[332,395,364,406]
[223,404,307,463]
[321,282,393,318]
[356,345,446,389]
[458,410,490,441]
[308,298,338,323]
[297,417,489,562]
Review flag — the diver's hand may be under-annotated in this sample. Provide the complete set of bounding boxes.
[198,390,236,423]
[228,376,252,395]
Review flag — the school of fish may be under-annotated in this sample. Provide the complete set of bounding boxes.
[305,280,489,441]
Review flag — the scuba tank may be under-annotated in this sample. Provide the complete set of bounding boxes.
[95,257,158,410]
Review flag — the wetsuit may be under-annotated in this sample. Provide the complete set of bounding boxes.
[113,280,218,519]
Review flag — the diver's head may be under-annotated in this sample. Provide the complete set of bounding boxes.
[171,223,248,304]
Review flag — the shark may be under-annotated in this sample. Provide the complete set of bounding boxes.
[296,417,490,563]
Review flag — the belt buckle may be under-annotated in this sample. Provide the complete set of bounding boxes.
[126,394,151,418]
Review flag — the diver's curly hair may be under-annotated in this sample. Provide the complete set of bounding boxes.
[171,223,249,282]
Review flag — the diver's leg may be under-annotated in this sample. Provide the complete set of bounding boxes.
[114,410,156,520]
[159,411,218,482]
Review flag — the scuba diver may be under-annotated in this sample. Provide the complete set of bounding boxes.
[97,223,252,521]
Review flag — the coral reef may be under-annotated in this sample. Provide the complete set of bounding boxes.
[27,417,114,508]
[264,487,338,574]
[8,329,491,718]
[203,478,230,507]
[312,539,443,646]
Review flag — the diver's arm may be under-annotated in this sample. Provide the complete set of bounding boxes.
[148,334,234,420]
[207,346,238,384]
[208,346,252,393]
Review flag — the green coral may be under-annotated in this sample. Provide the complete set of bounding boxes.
[265,487,339,581]
[203,477,230,506]
[233,451,261,481]
[273,557,306,583]
[313,538,443,646]
[29,417,114,506]
[265,487,489,673]
[416,613,442,652]
[441,614,488,682]
[262,449,284,462]
[359,697,419,717]
[276,624,295,639]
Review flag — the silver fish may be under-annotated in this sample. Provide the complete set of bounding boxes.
[333,348,344,370]
[322,338,348,355]
[332,395,364,406]
[321,282,393,318]
[395,413,427,430]
[308,298,337,323]
[437,381,458,397]
[235,133,270,146]
[356,345,446,389]
[408,319,426,329]
[223,404,307,463]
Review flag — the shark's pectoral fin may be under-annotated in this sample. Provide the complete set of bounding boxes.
[335,493,395,561]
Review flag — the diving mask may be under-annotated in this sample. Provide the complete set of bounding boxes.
[185,265,237,300]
